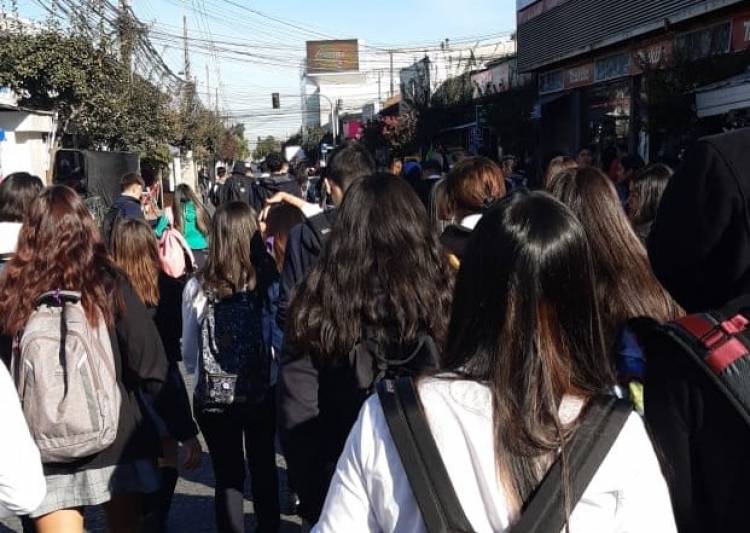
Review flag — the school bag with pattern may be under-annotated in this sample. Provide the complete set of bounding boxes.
[194,289,271,413]
[12,291,121,463]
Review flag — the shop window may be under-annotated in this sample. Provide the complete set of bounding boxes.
[540,70,563,94]
[595,53,631,83]
[676,22,731,62]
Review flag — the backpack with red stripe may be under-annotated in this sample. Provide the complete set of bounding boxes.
[663,311,750,425]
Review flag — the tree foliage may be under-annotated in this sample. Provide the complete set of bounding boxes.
[253,135,280,160]
[0,28,241,167]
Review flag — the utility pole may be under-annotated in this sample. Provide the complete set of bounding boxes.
[378,70,382,103]
[182,15,191,82]
[119,0,133,78]
[389,50,394,98]
[206,63,210,109]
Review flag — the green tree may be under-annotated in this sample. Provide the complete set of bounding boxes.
[253,135,280,160]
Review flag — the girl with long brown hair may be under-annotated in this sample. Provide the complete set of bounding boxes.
[314,191,676,532]
[0,186,186,533]
[110,218,201,528]
[549,167,681,411]
[156,183,210,268]
[181,201,281,533]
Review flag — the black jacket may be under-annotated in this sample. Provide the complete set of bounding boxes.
[644,295,750,533]
[648,128,750,312]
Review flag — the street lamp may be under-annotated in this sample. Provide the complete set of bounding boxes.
[317,93,339,145]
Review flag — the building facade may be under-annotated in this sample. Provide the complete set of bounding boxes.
[517,0,750,162]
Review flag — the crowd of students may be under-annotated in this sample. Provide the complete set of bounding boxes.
[1,128,750,533]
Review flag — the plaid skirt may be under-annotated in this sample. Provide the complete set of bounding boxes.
[30,459,160,518]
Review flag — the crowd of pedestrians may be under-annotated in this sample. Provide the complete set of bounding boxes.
[1,129,750,533]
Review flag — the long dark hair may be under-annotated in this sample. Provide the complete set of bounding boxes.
[443,190,616,518]
[0,185,121,334]
[174,183,210,237]
[0,172,44,223]
[201,202,257,298]
[288,173,454,362]
[549,167,681,344]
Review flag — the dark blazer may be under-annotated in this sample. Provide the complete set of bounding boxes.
[648,128,750,312]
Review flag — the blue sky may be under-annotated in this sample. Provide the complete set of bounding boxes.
[17,0,517,144]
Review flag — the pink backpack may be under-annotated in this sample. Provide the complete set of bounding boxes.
[159,207,196,278]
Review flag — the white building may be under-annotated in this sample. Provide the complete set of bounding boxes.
[301,41,386,137]
[399,38,517,108]
[0,89,56,181]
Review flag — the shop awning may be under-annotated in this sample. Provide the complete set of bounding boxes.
[695,69,750,118]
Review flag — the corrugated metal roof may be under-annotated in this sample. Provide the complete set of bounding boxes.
[517,0,744,72]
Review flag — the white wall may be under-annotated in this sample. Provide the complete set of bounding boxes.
[0,110,55,180]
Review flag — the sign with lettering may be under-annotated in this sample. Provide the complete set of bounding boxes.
[565,63,594,89]
[306,40,359,74]
[732,13,750,50]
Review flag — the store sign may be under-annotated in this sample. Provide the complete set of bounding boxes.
[565,63,594,89]
[306,40,359,74]
[732,14,750,50]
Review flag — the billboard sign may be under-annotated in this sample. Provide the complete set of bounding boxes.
[306,40,359,74]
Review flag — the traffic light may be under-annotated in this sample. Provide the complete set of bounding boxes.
[272,93,280,109]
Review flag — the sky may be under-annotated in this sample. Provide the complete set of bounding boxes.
[17,0,518,147]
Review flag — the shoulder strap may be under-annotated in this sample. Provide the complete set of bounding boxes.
[377,377,476,533]
[379,377,631,533]
[665,312,750,427]
[511,396,631,533]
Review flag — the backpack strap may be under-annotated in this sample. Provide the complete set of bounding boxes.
[665,312,750,427]
[511,396,631,533]
[378,377,631,533]
[377,377,476,533]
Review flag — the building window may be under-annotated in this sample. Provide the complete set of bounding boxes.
[675,22,731,62]
[595,53,631,83]
[540,70,563,94]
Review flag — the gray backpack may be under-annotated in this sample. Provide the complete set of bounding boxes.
[12,291,122,463]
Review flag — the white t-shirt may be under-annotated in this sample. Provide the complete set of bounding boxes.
[0,363,46,518]
[313,378,676,533]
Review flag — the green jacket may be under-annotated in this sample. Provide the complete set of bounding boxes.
[155,201,208,250]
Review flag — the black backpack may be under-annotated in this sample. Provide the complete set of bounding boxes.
[659,309,750,427]
[222,174,255,206]
[251,175,301,212]
[378,377,631,533]
[304,209,337,252]
[194,288,271,413]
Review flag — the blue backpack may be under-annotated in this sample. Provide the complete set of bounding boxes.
[194,289,271,413]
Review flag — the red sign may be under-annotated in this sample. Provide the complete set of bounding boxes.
[732,14,750,51]
[564,63,594,89]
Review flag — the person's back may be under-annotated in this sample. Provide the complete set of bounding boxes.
[317,378,673,533]
[314,191,675,533]
[281,174,453,524]
[644,128,750,532]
